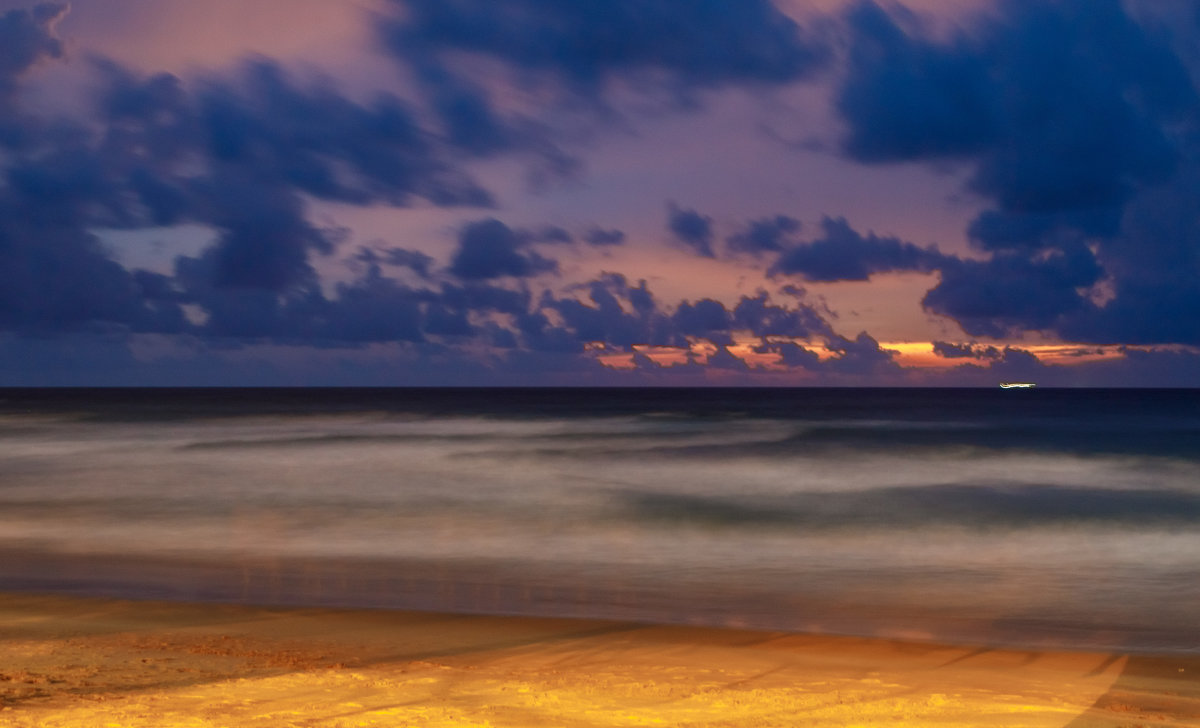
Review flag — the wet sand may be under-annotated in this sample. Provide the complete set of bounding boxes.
[1,592,1197,727]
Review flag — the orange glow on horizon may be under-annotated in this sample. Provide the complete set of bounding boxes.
[882,342,1128,369]
[594,337,1137,373]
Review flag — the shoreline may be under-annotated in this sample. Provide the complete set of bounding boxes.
[2,546,1198,658]
[2,592,1198,727]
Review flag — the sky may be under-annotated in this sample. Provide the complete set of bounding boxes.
[0,0,1198,386]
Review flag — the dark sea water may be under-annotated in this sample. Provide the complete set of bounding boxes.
[1,387,1198,654]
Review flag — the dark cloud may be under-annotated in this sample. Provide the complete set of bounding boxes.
[922,245,1102,338]
[758,341,822,370]
[993,346,1042,368]
[631,348,663,370]
[726,215,800,256]
[770,216,944,282]
[1099,347,1200,387]
[516,310,583,353]
[479,320,518,349]
[931,341,1001,360]
[94,62,195,181]
[1057,169,1200,345]
[380,270,839,368]
[376,0,826,186]
[0,215,152,332]
[88,57,496,297]
[6,135,134,228]
[839,0,1192,210]
[551,295,633,346]
[0,333,243,387]
[186,59,493,208]
[582,227,626,247]
[380,0,828,98]
[706,346,749,371]
[979,346,1049,384]
[0,14,175,334]
[531,226,573,244]
[400,53,582,187]
[422,303,473,337]
[193,172,335,292]
[173,254,299,339]
[823,332,900,376]
[321,271,425,343]
[439,282,531,316]
[837,1,995,162]
[172,257,430,345]
[8,0,1196,383]
[167,259,543,346]
[509,277,854,367]
[732,291,830,338]
[752,330,901,376]
[551,280,640,346]
[39,56,504,309]
[445,219,634,281]
[407,57,513,157]
[540,273,677,348]
[667,202,715,258]
[0,154,179,335]
[0,2,65,103]
[1,4,861,374]
[170,278,274,340]
[836,0,1200,345]
[155,251,849,361]
[356,247,436,279]
[929,342,1051,384]
[671,299,732,345]
[448,218,559,280]
[966,0,1191,219]
[0,45,526,337]
[623,277,656,318]
[965,208,1122,253]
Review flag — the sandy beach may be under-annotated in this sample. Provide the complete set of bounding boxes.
[0,593,1196,727]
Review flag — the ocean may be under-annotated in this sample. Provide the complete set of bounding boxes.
[1,387,1197,654]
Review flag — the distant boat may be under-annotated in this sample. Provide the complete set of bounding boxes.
[999,382,1037,389]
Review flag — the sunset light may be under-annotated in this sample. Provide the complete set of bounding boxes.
[1,0,1198,725]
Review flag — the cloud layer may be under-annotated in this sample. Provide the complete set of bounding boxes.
[838,0,1200,344]
[0,0,1197,384]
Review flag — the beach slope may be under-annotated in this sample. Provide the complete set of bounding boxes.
[1,593,1197,727]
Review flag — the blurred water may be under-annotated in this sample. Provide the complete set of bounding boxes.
[1,387,1198,653]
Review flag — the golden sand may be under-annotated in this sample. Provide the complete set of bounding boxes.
[0,592,1197,727]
